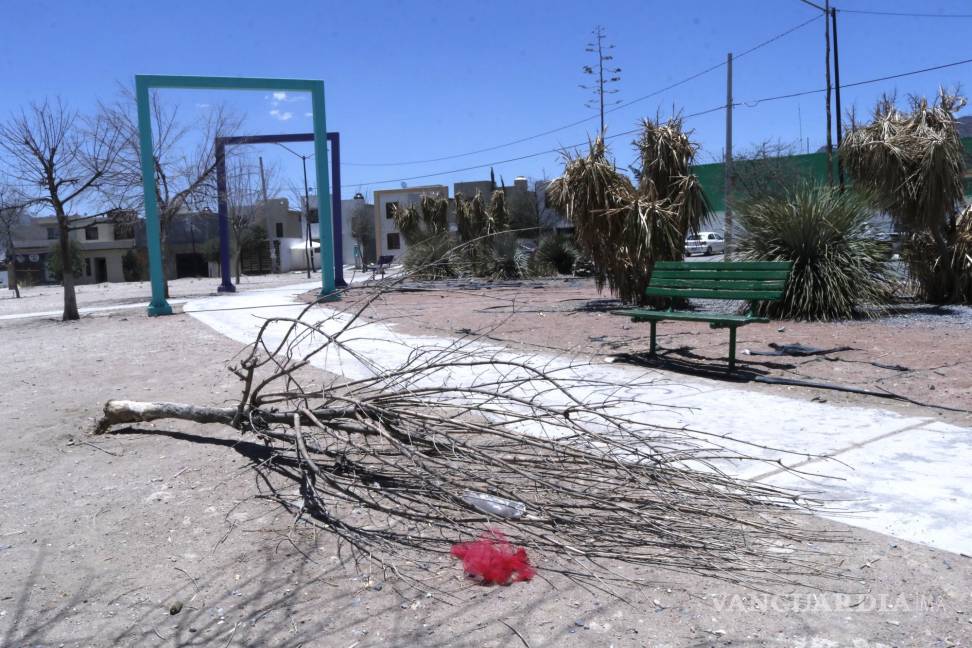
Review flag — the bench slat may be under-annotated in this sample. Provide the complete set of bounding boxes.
[651,269,792,281]
[613,309,767,324]
[655,260,793,271]
[645,287,784,300]
[649,278,787,291]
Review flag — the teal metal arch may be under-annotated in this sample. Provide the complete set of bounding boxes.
[135,74,337,316]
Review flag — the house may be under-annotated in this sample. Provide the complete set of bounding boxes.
[12,216,136,286]
[372,185,449,260]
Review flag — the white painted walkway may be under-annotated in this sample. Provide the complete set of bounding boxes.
[0,298,189,321]
[185,282,972,556]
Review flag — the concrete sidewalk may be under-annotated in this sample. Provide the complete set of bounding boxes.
[185,282,972,557]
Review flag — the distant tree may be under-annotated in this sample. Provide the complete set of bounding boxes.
[122,249,143,282]
[350,202,376,265]
[580,25,622,136]
[224,155,278,282]
[0,100,123,320]
[506,189,540,234]
[731,141,807,203]
[46,239,83,281]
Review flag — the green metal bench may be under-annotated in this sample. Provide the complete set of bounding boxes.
[613,260,793,371]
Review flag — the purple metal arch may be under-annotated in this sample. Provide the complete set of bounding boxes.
[215,131,346,292]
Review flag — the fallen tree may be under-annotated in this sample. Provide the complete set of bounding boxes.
[94,285,847,592]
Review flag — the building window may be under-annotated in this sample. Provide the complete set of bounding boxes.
[386,232,401,250]
[84,258,92,276]
[47,227,57,240]
[85,225,99,241]
[385,201,398,219]
[275,222,284,238]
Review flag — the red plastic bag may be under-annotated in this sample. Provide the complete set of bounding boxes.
[451,529,535,585]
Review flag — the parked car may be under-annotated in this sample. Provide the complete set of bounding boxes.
[685,232,725,256]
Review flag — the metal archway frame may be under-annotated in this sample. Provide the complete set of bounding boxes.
[214,132,345,293]
[135,74,337,316]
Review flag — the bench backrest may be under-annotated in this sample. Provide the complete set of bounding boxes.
[647,261,792,302]
[377,255,394,266]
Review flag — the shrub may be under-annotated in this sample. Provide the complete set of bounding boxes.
[401,231,457,280]
[122,249,143,282]
[735,184,892,321]
[46,239,83,281]
[531,234,578,276]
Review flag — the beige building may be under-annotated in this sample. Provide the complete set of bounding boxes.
[372,185,448,260]
[12,216,136,286]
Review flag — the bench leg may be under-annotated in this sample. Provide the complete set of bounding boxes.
[649,320,657,357]
[728,325,737,372]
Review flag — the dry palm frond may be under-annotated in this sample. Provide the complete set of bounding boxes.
[547,120,710,304]
[487,189,510,233]
[841,89,969,302]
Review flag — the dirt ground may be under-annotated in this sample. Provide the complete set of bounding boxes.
[2,284,972,647]
[330,278,972,428]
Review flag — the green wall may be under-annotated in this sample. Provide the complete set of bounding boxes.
[693,137,972,212]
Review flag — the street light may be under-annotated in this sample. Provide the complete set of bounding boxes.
[276,142,316,278]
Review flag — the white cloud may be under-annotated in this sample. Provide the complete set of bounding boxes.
[304,112,313,117]
[272,91,288,102]
[195,103,211,109]
[270,109,294,121]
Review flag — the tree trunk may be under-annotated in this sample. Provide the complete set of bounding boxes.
[160,229,170,300]
[7,247,20,298]
[57,217,80,321]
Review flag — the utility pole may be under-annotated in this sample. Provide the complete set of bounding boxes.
[724,52,734,260]
[831,7,845,190]
[824,0,834,186]
[258,156,269,202]
[799,0,837,186]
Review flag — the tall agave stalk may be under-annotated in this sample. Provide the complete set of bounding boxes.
[546,118,710,304]
[841,90,971,303]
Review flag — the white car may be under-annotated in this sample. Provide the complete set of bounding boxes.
[685,232,725,256]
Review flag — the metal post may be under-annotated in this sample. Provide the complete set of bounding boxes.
[310,81,337,299]
[135,79,173,315]
[649,321,657,357]
[329,132,347,287]
[215,140,236,292]
[728,326,737,372]
[724,52,734,260]
[831,7,845,191]
[302,156,312,277]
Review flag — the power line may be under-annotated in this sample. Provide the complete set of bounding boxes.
[342,15,823,168]
[340,104,725,188]
[739,55,972,107]
[343,55,972,189]
[840,8,972,18]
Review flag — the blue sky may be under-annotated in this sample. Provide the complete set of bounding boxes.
[2,0,971,205]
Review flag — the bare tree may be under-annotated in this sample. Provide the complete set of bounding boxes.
[731,140,807,204]
[0,100,123,319]
[225,155,279,282]
[101,89,241,296]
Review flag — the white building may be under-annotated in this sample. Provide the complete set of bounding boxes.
[372,185,449,260]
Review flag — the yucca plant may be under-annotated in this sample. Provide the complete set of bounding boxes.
[546,118,710,304]
[736,183,892,321]
[530,233,579,275]
[394,194,456,278]
[841,90,971,303]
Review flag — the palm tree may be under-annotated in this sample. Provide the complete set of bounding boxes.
[841,90,971,303]
[545,117,710,304]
